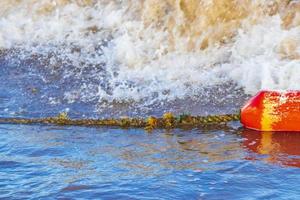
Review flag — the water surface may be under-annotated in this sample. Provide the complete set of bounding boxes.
[1,1,300,199]
[1,124,300,199]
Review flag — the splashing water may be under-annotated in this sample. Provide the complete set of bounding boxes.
[0,0,300,115]
[2,3,300,199]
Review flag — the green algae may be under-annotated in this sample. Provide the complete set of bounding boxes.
[0,112,240,130]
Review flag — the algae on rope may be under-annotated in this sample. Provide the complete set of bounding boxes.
[0,112,241,130]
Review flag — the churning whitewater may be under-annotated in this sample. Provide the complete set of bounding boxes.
[0,0,300,110]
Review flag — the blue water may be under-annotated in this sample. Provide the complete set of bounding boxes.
[1,51,300,199]
[1,124,300,199]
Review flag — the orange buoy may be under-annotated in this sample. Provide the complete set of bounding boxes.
[241,90,300,131]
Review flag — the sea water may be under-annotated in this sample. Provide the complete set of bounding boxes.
[1,1,300,199]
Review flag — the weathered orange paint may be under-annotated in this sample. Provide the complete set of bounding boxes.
[241,91,300,131]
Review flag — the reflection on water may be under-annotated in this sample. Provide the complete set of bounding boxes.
[242,130,300,168]
[1,124,300,199]
[1,1,300,199]
[119,128,243,174]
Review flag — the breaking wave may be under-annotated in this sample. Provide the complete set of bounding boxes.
[1,0,300,115]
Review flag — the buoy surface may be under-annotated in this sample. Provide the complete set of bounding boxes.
[241,91,300,131]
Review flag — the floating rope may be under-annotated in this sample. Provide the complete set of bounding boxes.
[0,112,240,130]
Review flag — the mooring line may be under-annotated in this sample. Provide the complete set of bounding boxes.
[0,112,241,130]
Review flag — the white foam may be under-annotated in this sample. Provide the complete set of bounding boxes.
[228,16,300,93]
[0,1,299,104]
